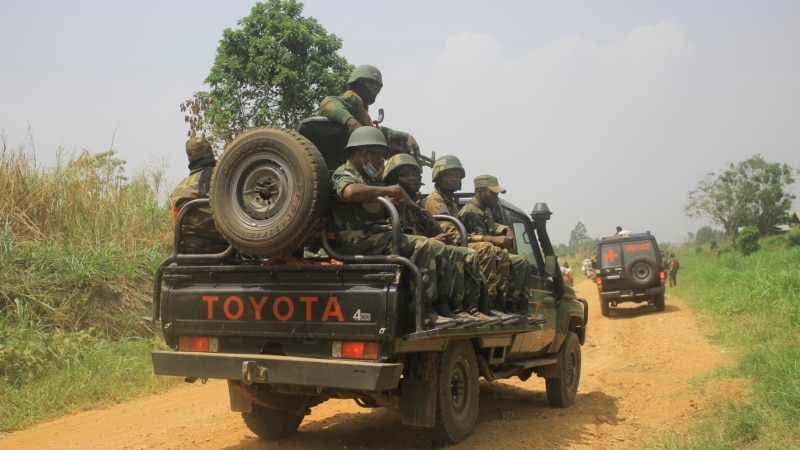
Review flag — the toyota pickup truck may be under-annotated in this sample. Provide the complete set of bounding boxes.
[148,120,588,444]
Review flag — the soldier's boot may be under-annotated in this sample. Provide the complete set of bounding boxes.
[423,303,457,330]
[468,307,502,326]
[437,298,479,328]
[512,297,533,324]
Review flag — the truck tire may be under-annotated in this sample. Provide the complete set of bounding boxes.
[241,403,304,439]
[600,299,610,317]
[209,126,329,257]
[625,256,658,289]
[431,340,479,444]
[654,293,666,311]
[545,331,581,407]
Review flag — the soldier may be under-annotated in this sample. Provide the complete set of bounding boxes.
[561,261,574,287]
[329,127,458,329]
[382,154,498,327]
[459,174,535,323]
[423,155,518,325]
[668,252,680,287]
[319,64,420,158]
[170,136,229,255]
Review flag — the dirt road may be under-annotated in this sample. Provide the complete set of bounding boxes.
[0,280,733,449]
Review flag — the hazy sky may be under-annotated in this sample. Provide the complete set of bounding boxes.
[2,0,799,245]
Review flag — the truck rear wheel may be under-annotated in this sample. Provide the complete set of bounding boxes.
[431,340,479,444]
[242,403,304,440]
[545,331,581,407]
[600,299,610,317]
[209,126,329,257]
[654,293,666,311]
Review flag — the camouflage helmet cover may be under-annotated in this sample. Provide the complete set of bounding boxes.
[347,65,383,87]
[185,136,213,161]
[382,153,420,182]
[431,155,466,182]
[345,126,390,153]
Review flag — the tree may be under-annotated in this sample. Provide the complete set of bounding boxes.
[685,155,796,249]
[568,222,588,251]
[695,226,714,245]
[184,0,351,144]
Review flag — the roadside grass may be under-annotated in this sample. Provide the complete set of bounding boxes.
[1,143,179,432]
[658,237,800,449]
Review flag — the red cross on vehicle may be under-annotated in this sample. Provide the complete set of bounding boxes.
[605,249,618,263]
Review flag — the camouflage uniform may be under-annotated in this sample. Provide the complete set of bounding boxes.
[319,91,410,154]
[424,188,504,306]
[459,198,531,313]
[330,161,458,309]
[170,137,228,255]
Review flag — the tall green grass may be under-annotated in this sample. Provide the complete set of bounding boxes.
[660,237,800,449]
[1,141,179,431]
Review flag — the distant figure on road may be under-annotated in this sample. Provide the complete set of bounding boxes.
[561,261,574,287]
[668,253,680,287]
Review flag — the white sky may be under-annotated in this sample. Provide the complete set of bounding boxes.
[2,0,799,245]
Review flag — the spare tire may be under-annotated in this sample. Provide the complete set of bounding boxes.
[209,127,329,257]
[624,256,658,289]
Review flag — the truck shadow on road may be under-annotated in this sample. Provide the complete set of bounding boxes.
[223,382,621,449]
[604,303,681,319]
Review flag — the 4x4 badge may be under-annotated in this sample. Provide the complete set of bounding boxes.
[605,249,619,263]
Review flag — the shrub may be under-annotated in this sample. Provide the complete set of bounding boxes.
[738,227,761,256]
[788,229,800,248]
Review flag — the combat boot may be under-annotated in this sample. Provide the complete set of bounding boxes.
[489,309,520,325]
[423,305,457,330]
[468,307,502,326]
[436,299,479,328]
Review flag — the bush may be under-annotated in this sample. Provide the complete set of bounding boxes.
[788,229,800,248]
[738,227,761,256]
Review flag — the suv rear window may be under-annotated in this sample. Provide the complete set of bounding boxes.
[599,240,656,269]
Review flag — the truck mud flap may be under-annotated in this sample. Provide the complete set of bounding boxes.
[152,351,403,391]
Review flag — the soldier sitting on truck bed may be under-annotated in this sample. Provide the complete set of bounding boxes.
[329,127,460,329]
[319,64,420,158]
[423,156,519,325]
[460,174,536,324]
[382,154,500,327]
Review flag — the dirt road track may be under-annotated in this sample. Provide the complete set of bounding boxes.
[0,280,734,449]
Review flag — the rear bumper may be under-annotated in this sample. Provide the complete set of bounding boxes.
[151,351,404,391]
[600,285,665,301]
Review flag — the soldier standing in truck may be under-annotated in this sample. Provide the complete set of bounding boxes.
[319,64,420,157]
[170,136,229,254]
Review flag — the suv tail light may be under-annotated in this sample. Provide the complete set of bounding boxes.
[595,277,603,292]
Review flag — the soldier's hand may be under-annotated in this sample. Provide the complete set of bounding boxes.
[434,231,457,245]
[406,134,420,159]
[346,117,362,134]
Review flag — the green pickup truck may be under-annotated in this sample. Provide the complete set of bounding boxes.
[148,121,588,444]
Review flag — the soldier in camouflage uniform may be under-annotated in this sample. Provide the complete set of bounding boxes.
[170,137,229,255]
[460,174,535,323]
[382,154,498,327]
[424,156,519,325]
[319,64,420,157]
[329,127,457,329]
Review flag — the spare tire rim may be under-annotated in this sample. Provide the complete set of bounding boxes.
[234,153,293,222]
[632,263,651,280]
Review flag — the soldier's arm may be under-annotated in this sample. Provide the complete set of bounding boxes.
[319,96,354,125]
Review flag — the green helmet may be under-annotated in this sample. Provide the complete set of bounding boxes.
[382,153,420,182]
[431,155,465,182]
[345,126,390,153]
[347,65,383,87]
